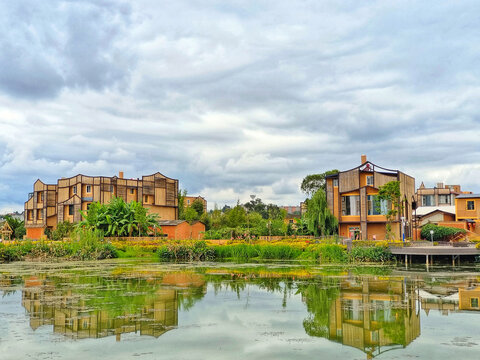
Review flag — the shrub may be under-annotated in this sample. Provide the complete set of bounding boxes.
[349,246,392,263]
[421,224,466,242]
[299,244,348,263]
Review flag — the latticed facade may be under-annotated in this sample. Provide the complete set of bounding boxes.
[326,155,415,240]
[24,172,178,239]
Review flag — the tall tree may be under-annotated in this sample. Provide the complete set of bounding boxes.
[304,189,338,236]
[300,170,339,196]
[191,199,205,215]
[178,189,187,220]
[377,181,402,240]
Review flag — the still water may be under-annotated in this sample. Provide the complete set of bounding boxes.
[0,260,479,360]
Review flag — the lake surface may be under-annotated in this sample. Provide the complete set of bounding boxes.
[0,260,479,360]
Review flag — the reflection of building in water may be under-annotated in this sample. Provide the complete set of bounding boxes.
[21,275,184,341]
[419,279,480,314]
[459,286,480,310]
[305,277,420,359]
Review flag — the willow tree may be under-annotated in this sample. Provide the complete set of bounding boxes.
[305,189,338,236]
[300,169,339,197]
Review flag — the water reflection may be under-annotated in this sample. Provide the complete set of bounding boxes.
[1,263,479,359]
[17,272,206,341]
[300,277,420,359]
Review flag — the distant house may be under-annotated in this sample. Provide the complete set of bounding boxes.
[184,196,207,213]
[24,171,179,240]
[415,182,467,208]
[413,206,456,227]
[158,220,205,240]
[326,155,415,240]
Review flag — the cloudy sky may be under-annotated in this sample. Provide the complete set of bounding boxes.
[1,0,480,213]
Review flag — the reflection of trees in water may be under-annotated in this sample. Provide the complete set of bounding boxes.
[298,278,340,338]
[298,276,420,359]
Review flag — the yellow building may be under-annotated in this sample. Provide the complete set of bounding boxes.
[24,171,179,239]
[455,194,480,234]
[325,155,415,240]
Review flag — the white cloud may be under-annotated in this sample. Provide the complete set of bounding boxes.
[1,0,480,212]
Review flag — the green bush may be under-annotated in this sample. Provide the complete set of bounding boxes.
[0,229,118,262]
[299,244,348,263]
[421,224,466,242]
[158,241,216,261]
[349,246,392,263]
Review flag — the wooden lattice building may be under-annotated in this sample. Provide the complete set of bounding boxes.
[325,155,415,240]
[0,221,13,241]
[24,171,179,239]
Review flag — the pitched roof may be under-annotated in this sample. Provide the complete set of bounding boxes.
[158,220,186,226]
[413,206,455,217]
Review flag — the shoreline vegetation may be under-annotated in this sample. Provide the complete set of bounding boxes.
[0,229,396,264]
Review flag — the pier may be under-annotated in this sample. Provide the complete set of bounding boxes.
[390,246,480,266]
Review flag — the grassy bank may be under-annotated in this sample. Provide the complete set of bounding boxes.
[157,240,393,264]
[1,236,393,264]
[0,229,117,262]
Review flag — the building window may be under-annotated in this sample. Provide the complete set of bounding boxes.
[37,209,43,220]
[110,185,114,192]
[73,185,77,194]
[467,201,475,210]
[130,188,135,195]
[333,178,339,187]
[38,192,43,202]
[342,195,360,216]
[422,195,434,206]
[366,176,373,186]
[187,199,190,205]
[86,185,91,193]
[367,195,388,215]
[27,210,33,221]
[68,205,74,216]
[471,298,479,308]
[438,194,450,205]
[144,195,149,203]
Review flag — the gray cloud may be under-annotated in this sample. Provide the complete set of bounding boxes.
[0,0,133,99]
[1,0,480,212]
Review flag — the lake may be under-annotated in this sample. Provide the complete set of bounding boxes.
[0,259,479,359]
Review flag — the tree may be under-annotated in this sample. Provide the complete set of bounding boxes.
[184,207,200,222]
[225,204,246,228]
[304,189,338,236]
[244,198,267,217]
[178,189,187,220]
[79,197,159,237]
[377,181,402,240]
[191,199,205,215]
[49,220,76,241]
[300,170,339,196]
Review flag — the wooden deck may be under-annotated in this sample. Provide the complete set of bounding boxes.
[390,246,480,256]
[390,245,480,266]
